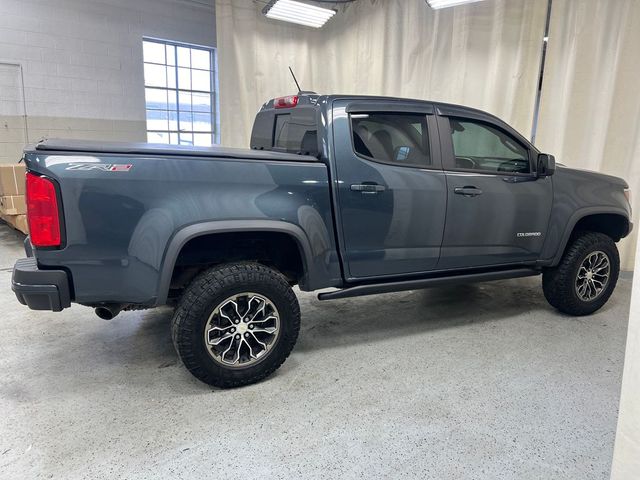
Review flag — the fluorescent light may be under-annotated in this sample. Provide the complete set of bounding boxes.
[263,0,336,28]
[426,0,487,9]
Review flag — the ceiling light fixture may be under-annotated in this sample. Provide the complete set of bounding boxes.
[263,0,337,28]
[425,0,487,9]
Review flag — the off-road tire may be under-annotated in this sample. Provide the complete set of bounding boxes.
[171,262,300,388]
[542,232,619,316]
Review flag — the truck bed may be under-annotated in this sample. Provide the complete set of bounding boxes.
[23,140,340,306]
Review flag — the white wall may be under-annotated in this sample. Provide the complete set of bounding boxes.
[0,0,216,163]
[612,258,640,478]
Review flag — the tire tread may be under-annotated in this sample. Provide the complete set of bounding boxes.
[171,262,300,388]
[542,232,619,316]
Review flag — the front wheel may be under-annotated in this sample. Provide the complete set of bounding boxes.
[171,263,300,388]
[542,232,620,316]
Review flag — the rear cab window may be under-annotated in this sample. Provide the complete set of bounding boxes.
[250,98,320,156]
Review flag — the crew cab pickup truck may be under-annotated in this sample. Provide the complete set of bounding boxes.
[12,94,632,388]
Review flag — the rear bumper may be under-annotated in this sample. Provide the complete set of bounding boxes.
[12,257,71,311]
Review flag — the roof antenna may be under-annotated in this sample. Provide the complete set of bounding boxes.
[288,66,318,95]
[289,66,302,93]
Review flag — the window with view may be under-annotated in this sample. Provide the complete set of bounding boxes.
[449,119,529,174]
[143,38,219,146]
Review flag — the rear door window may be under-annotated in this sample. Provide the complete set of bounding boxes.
[351,113,430,167]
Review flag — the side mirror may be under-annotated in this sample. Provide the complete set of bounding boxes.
[537,153,556,177]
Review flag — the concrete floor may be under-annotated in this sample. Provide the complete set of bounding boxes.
[0,223,631,480]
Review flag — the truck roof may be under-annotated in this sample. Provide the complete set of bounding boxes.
[262,93,507,123]
[28,138,319,162]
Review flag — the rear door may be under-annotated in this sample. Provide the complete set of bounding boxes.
[331,99,447,280]
[436,111,553,269]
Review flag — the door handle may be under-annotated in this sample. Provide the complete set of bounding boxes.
[351,183,386,194]
[454,186,483,197]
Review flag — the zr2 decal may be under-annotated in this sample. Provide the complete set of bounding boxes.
[66,163,132,172]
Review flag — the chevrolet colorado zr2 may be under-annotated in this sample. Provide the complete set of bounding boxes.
[12,94,632,387]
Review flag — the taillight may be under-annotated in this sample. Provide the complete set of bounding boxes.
[26,172,61,247]
[274,95,298,109]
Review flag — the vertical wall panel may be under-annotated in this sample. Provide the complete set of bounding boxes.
[0,63,27,163]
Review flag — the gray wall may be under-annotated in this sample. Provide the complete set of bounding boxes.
[0,0,216,164]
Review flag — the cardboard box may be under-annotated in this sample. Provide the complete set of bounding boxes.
[0,195,26,215]
[0,164,26,196]
[0,213,28,234]
[15,214,28,234]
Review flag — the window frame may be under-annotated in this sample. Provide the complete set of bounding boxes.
[142,37,220,146]
[348,111,438,170]
[440,115,535,177]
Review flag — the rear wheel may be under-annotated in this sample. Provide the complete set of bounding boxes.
[542,232,619,316]
[171,263,300,388]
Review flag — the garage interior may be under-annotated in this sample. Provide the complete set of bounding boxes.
[1,0,640,479]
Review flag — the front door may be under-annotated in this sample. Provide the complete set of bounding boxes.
[331,100,447,280]
[437,114,553,269]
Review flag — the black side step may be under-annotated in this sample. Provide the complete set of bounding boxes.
[317,268,540,301]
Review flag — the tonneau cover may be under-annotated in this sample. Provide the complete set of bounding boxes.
[28,138,319,162]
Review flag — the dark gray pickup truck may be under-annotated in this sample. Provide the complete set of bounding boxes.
[12,93,632,387]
